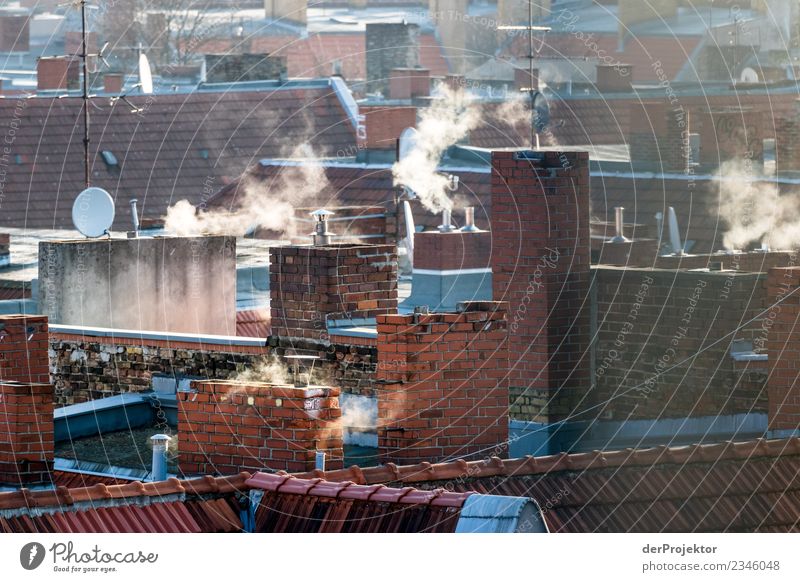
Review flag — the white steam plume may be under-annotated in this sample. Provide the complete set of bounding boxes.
[392,85,480,214]
[716,159,800,250]
[164,143,329,237]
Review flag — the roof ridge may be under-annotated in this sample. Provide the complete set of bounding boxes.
[295,436,800,485]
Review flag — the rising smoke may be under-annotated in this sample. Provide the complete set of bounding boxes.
[716,159,800,250]
[164,143,329,237]
[392,85,480,214]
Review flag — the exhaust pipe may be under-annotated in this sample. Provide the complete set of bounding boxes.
[439,208,455,232]
[668,207,685,255]
[609,207,629,243]
[128,198,140,238]
[311,209,335,246]
[460,207,479,232]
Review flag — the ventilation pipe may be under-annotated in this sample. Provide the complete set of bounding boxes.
[461,207,479,232]
[609,207,629,243]
[150,434,171,481]
[128,198,140,238]
[667,207,684,255]
[439,209,455,232]
[311,209,335,246]
[315,451,326,471]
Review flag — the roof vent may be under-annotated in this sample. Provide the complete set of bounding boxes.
[609,207,630,243]
[100,150,118,167]
[460,206,480,232]
[310,209,335,246]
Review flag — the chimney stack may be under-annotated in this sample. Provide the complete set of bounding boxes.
[595,63,633,93]
[766,267,800,435]
[37,56,79,91]
[103,72,124,94]
[0,233,9,268]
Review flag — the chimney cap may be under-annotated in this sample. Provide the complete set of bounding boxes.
[150,434,172,444]
[310,208,335,219]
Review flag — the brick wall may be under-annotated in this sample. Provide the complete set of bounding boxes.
[269,243,397,341]
[377,301,509,464]
[0,381,54,485]
[0,314,53,485]
[413,230,492,271]
[37,57,79,91]
[491,150,591,423]
[766,266,800,431]
[178,379,343,475]
[388,68,430,100]
[592,267,768,421]
[0,315,50,384]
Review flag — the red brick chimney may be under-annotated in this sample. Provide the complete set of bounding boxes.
[103,73,124,94]
[0,314,53,485]
[178,380,343,475]
[766,266,800,433]
[389,67,431,100]
[37,57,79,91]
[270,243,398,342]
[359,106,417,150]
[377,301,509,464]
[490,150,591,425]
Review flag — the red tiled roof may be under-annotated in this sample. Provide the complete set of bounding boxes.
[300,437,800,533]
[0,471,471,533]
[51,470,136,489]
[200,33,449,80]
[0,87,355,231]
[247,472,470,533]
[207,163,491,232]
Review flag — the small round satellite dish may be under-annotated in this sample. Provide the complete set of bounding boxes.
[740,67,759,83]
[72,187,115,238]
[398,127,419,160]
[139,53,153,95]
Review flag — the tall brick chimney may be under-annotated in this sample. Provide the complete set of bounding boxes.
[178,379,343,475]
[377,301,509,464]
[490,150,591,426]
[766,266,800,434]
[0,314,53,485]
[269,243,398,342]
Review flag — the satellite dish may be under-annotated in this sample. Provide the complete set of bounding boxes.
[72,187,115,238]
[398,127,419,160]
[138,53,153,94]
[740,67,759,83]
[531,91,550,132]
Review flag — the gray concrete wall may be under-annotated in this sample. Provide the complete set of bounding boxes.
[39,236,236,335]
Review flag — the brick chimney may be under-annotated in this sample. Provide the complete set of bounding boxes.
[0,314,53,486]
[178,379,343,474]
[401,225,493,312]
[377,301,509,464]
[359,105,417,150]
[366,23,421,96]
[37,57,79,91]
[389,68,431,100]
[629,102,692,172]
[0,314,50,384]
[103,73,124,94]
[595,63,633,92]
[490,150,591,426]
[269,243,398,341]
[766,266,800,434]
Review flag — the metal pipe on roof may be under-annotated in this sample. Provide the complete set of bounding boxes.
[150,434,171,482]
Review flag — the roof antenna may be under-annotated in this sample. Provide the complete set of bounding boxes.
[497,2,551,149]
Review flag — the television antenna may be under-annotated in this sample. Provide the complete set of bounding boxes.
[72,187,115,238]
[498,1,551,149]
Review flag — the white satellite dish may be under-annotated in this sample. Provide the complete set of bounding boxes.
[72,187,115,238]
[139,53,153,95]
[398,127,419,160]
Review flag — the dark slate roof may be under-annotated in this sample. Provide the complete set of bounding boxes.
[0,86,355,231]
[299,437,800,533]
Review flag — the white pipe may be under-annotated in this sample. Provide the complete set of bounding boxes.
[668,207,684,255]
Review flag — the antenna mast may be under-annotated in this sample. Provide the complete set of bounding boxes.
[498,3,550,149]
[80,0,90,188]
